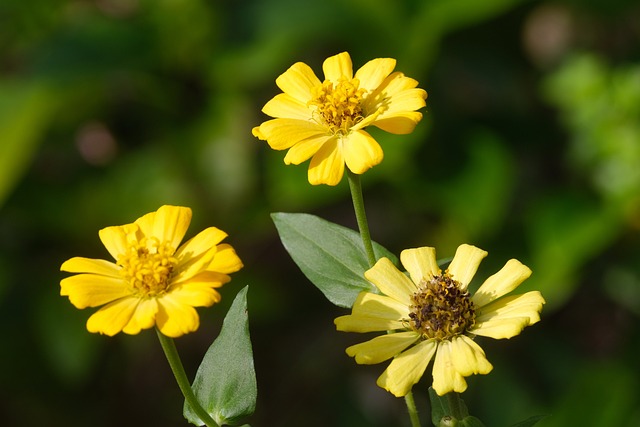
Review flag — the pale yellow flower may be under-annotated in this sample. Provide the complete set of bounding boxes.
[335,244,544,396]
[253,52,427,186]
[60,205,243,338]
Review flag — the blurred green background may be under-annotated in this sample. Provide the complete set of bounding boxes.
[2,0,640,426]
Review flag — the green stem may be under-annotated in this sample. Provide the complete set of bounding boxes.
[404,391,422,427]
[446,392,464,421]
[347,169,377,268]
[156,329,219,427]
[348,172,419,424]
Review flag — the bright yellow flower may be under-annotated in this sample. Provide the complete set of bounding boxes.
[335,244,544,397]
[252,52,427,186]
[60,205,243,338]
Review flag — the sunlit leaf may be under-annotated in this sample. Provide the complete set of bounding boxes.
[184,286,256,426]
[272,212,398,308]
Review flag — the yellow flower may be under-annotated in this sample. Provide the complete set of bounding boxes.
[252,52,427,186]
[60,205,243,338]
[335,244,544,397]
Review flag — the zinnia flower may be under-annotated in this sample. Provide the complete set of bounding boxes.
[252,52,427,186]
[335,244,544,396]
[60,205,243,338]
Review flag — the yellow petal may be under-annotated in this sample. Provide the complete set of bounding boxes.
[372,112,424,134]
[61,257,120,276]
[377,339,437,397]
[400,247,439,286]
[334,315,404,332]
[363,72,419,112]
[354,57,396,93]
[350,107,384,132]
[472,259,532,307]
[132,209,157,239]
[343,130,383,174]
[339,292,409,324]
[473,291,545,339]
[283,134,334,165]
[476,291,545,322]
[257,118,329,150]
[150,205,192,251]
[98,225,132,261]
[449,335,493,376]
[208,243,243,274]
[262,93,312,120]
[379,88,428,115]
[471,317,532,340]
[364,258,416,306]
[123,298,159,334]
[60,274,131,309]
[308,137,345,186]
[173,227,227,279]
[252,126,266,140]
[336,292,407,333]
[431,340,468,395]
[275,61,321,103]
[346,331,420,364]
[177,226,226,256]
[173,248,217,284]
[86,297,139,336]
[156,295,200,337]
[174,270,231,288]
[376,72,420,97]
[323,52,353,82]
[167,283,222,307]
[447,244,488,290]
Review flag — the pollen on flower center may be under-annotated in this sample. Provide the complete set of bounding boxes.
[408,272,476,340]
[308,77,367,134]
[117,237,178,297]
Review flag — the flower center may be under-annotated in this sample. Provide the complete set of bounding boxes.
[408,272,476,340]
[117,237,178,297]
[308,77,366,135]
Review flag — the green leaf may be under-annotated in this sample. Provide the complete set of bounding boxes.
[429,389,481,427]
[0,80,54,208]
[271,212,398,308]
[429,388,448,426]
[509,415,550,427]
[184,286,256,426]
[459,416,486,427]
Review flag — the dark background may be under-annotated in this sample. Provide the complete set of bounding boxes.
[1,0,640,426]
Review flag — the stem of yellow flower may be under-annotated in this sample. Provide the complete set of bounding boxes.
[404,391,422,427]
[156,329,220,427]
[347,171,422,425]
[347,169,377,268]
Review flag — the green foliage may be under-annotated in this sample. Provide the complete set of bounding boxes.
[184,287,256,426]
[0,81,55,207]
[544,53,640,201]
[2,0,640,425]
[522,192,622,309]
[429,389,487,427]
[429,388,451,426]
[271,212,398,308]
[434,131,514,240]
[539,361,638,427]
[509,415,550,427]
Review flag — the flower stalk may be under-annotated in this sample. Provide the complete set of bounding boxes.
[404,390,422,427]
[156,329,220,427]
[348,169,421,426]
[347,169,376,268]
